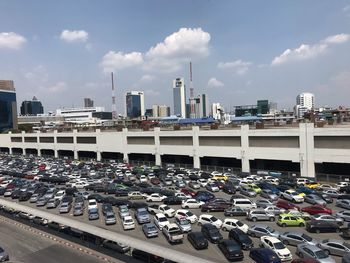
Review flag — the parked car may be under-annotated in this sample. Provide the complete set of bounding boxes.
[260,189,279,201]
[197,214,222,228]
[73,203,84,216]
[337,199,350,210]
[206,182,220,192]
[249,248,281,263]
[256,199,274,208]
[247,209,275,222]
[276,199,300,211]
[279,231,318,246]
[311,214,344,225]
[0,246,9,262]
[88,208,99,220]
[59,202,72,213]
[318,239,350,257]
[102,240,130,254]
[222,218,249,233]
[240,186,258,197]
[224,206,248,217]
[181,199,204,209]
[217,239,244,261]
[154,213,169,230]
[229,228,253,250]
[142,223,158,238]
[201,223,223,243]
[277,214,306,227]
[122,215,135,230]
[118,205,130,218]
[301,205,332,215]
[46,198,60,209]
[260,236,292,261]
[135,207,150,224]
[296,244,335,263]
[163,196,182,205]
[282,190,304,203]
[104,212,116,225]
[175,217,192,233]
[162,223,184,244]
[175,209,198,223]
[336,211,350,222]
[248,224,280,238]
[187,231,208,250]
[131,249,163,263]
[306,220,340,233]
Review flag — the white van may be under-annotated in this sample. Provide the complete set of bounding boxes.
[231,198,257,211]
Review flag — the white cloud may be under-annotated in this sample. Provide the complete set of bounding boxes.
[207,77,224,88]
[218,59,252,75]
[344,5,350,15]
[140,74,155,82]
[0,32,27,49]
[60,30,89,43]
[271,33,350,66]
[42,82,67,93]
[100,51,144,73]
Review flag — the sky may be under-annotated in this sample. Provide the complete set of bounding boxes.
[0,0,350,114]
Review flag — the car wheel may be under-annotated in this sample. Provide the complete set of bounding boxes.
[325,250,330,255]
[299,252,304,258]
[282,223,286,227]
[299,223,305,227]
[185,206,189,209]
[252,217,257,222]
[316,229,320,234]
[222,227,227,231]
[250,232,256,237]
[283,240,289,245]
[270,217,275,222]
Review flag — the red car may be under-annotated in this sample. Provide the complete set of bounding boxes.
[276,199,301,211]
[301,205,332,215]
[150,178,160,185]
[180,188,197,197]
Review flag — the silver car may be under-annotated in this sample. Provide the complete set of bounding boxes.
[247,224,280,238]
[304,194,327,206]
[296,244,335,263]
[256,199,274,208]
[279,231,318,246]
[59,202,71,213]
[46,198,60,209]
[323,189,340,198]
[29,193,40,203]
[142,223,158,238]
[247,209,275,222]
[260,189,279,201]
[264,205,286,216]
[311,214,344,226]
[337,199,350,210]
[73,204,84,216]
[336,211,350,222]
[240,187,257,197]
[105,212,117,225]
[319,239,350,257]
[175,217,192,233]
[118,205,130,218]
[0,246,9,262]
[36,196,48,207]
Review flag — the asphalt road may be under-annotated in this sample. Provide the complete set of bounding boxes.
[1,189,347,263]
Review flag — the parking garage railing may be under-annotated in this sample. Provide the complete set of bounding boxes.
[0,199,217,263]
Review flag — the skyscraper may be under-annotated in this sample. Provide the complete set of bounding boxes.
[173,78,186,118]
[201,94,209,117]
[0,80,18,131]
[84,98,94,108]
[125,91,145,118]
[20,96,44,116]
[295,92,315,118]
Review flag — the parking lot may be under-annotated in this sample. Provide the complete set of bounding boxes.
[0,154,349,262]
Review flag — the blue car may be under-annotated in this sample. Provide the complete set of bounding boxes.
[296,186,315,195]
[249,248,281,263]
[257,183,280,195]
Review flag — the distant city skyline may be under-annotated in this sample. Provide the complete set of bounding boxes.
[0,1,350,113]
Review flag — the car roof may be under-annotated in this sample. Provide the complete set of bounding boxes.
[299,244,322,252]
[261,236,279,243]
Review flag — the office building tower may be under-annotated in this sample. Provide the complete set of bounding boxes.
[0,80,18,132]
[152,105,170,118]
[20,96,44,116]
[173,78,186,118]
[125,91,145,118]
[152,105,159,118]
[212,103,224,120]
[257,100,269,115]
[295,92,315,118]
[84,98,94,108]
[200,94,209,117]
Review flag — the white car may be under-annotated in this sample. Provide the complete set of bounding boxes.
[337,182,349,190]
[260,236,292,261]
[139,175,148,183]
[181,199,204,209]
[154,213,169,230]
[158,205,175,218]
[122,216,135,230]
[174,192,190,200]
[146,193,167,202]
[54,190,65,201]
[198,214,222,229]
[282,190,304,203]
[222,218,249,233]
[88,199,98,210]
[175,209,198,223]
[197,178,208,187]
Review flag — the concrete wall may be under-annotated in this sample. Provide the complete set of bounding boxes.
[2,123,350,178]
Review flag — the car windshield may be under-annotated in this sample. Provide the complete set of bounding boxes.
[302,234,312,242]
[179,219,190,225]
[211,216,218,222]
[315,250,328,259]
[291,192,299,196]
[125,219,133,223]
[120,207,128,212]
[107,215,115,219]
[186,211,194,216]
[147,226,157,231]
[236,221,244,227]
[159,217,168,222]
[163,206,171,211]
[266,226,275,233]
[274,242,285,249]
[209,229,219,235]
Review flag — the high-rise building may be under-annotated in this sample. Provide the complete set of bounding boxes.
[84,98,94,108]
[20,96,44,116]
[173,78,186,118]
[0,80,18,132]
[152,105,159,118]
[125,91,145,119]
[152,105,170,118]
[257,100,269,115]
[295,92,315,118]
[212,103,224,120]
[201,94,209,117]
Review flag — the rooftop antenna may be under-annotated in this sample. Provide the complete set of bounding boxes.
[189,62,196,118]
[111,72,117,119]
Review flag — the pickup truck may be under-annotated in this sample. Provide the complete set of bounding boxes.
[162,223,184,243]
[147,204,175,217]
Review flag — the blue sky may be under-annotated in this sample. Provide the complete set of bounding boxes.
[0,0,350,114]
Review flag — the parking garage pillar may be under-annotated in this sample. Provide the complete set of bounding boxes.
[193,155,200,169]
[9,148,12,155]
[155,154,161,166]
[97,151,101,162]
[240,125,250,173]
[123,153,129,164]
[54,150,58,158]
[74,150,78,160]
[23,148,27,156]
[299,123,315,178]
[37,149,41,157]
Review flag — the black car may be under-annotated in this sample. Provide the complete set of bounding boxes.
[61,195,74,204]
[201,223,223,243]
[163,196,182,205]
[224,206,248,217]
[102,240,130,254]
[115,189,129,197]
[88,193,104,203]
[102,203,113,215]
[306,220,340,233]
[222,184,236,194]
[218,239,244,261]
[187,232,208,250]
[228,228,253,250]
[102,196,119,206]
[249,248,281,263]
[0,187,6,195]
[18,191,32,201]
[11,189,22,199]
[131,249,163,263]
